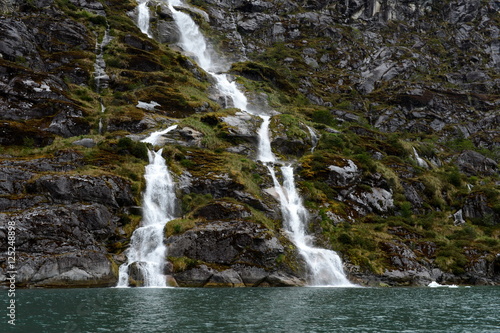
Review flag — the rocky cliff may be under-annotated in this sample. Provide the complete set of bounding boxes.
[0,0,499,287]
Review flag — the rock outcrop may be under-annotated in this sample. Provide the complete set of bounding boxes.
[0,0,498,288]
[167,217,305,287]
[0,152,137,287]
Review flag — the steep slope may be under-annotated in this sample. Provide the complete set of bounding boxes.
[0,0,498,287]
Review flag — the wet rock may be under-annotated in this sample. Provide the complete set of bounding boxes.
[127,262,146,287]
[205,269,245,287]
[264,272,306,287]
[232,264,268,286]
[168,221,283,265]
[156,20,181,44]
[173,265,215,287]
[222,112,260,143]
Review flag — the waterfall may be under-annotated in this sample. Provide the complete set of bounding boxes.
[413,147,428,168]
[155,0,352,286]
[94,25,112,93]
[141,125,178,146]
[169,0,212,70]
[94,22,112,135]
[268,165,353,287]
[257,116,275,162]
[167,0,249,111]
[117,148,177,287]
[306,125,319,152]
[137,1,152,38]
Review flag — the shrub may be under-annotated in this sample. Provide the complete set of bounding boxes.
[399,201,413,218]
[446,169,462,187]
[311,109,336,126]
[117,137,148,160]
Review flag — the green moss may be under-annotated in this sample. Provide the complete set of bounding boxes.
[181,193,213,215]
[168,256,201,272]
[165,218,198,237]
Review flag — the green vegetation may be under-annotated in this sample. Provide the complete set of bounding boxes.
[3,0,498,285]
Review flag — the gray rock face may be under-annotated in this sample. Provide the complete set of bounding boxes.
[0,19,44,70]
[0,12,92,144]
[0,204,118,287]
[463,193,499,225]
[222,112,260,143]
[455,150,498,176]
[167,220,305,287]
[27,174,135,208]
[0,154,136,287]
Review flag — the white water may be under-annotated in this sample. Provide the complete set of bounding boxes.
[413,147,428,168]
[117,149,177,287]
[94,25,112,93]
[165,0,272,158]
[268,165,353,287]
[141,125,178,146]
[257,116,275,162]
[428,281,460,288]
[137,1,152,38]
[307,125,319,152]
[94,22,112,134]
[167,0,249,111]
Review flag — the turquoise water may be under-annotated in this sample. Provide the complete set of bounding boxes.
[2,287,499,332]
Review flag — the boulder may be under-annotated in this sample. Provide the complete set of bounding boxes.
[167,220,304,287]
[72,138,96,148]
[326,159,361,187]
[193,200,252,220]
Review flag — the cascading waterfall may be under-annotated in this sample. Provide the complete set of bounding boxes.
[117,128,178,287]
[167,0,248,111]
[94,25,112,93]
[137,0,153,38]
[94,23,112,134]
[268,165,352,286]
[137,0,352,286]
[413,147,429,168]
[257,116,275,163]
[306,125,319,152]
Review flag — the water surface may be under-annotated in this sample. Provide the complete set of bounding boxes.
[3,287,499,332]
